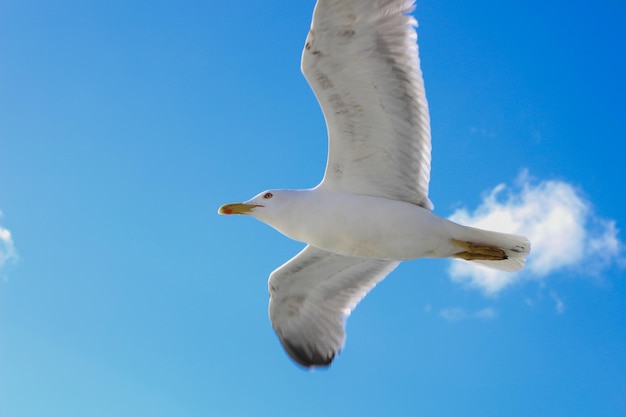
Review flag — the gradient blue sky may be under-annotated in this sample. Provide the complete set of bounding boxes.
[2,1,626,416]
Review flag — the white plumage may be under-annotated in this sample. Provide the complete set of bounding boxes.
[219,0,530,368]
[304,0,433,210]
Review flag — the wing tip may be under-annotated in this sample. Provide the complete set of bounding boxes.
[281,338,336,369]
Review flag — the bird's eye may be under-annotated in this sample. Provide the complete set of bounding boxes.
[263,192,273,199]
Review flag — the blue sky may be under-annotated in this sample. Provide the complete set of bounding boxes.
[2,0,626,416]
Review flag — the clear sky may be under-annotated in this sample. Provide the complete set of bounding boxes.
[2,1,626,416]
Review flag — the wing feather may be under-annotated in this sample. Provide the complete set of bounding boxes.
[303,0,432,209]
[268,245,399,368]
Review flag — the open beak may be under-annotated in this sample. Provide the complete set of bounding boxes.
[218,203,263,215]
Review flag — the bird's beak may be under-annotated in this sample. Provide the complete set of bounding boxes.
[218,203,263,215]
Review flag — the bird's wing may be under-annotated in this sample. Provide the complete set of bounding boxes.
[268,245,399,368]
[303,0,433,209]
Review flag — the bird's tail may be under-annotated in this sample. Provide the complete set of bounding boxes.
[449,225,531,272]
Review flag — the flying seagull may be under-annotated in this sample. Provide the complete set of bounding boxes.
[219,0,530,368]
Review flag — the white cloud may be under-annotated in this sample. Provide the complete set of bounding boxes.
[0,213,18,277]
[439,307,497,322]
[447,171,624,295]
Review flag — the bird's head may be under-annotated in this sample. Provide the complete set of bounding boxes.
[218,189,300,224]
[218,190,274,216]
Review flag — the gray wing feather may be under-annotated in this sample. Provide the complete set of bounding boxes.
[303,0,432,209]
[268,245,399,368]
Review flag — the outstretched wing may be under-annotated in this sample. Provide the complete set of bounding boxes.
[303,0,433,209]
[268,245,399,368]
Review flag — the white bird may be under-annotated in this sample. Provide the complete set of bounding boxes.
[219,0,530,368]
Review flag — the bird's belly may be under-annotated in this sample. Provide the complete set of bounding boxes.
[288,195,457,261]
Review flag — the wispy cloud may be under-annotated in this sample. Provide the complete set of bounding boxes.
[0,212,18,277]
[439,307,497,322]
[550,291,565,314]
[447,171,624,295]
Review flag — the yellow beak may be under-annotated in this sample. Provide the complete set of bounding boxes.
[218,203,263,215]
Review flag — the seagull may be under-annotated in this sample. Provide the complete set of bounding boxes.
[219,0,530,368]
